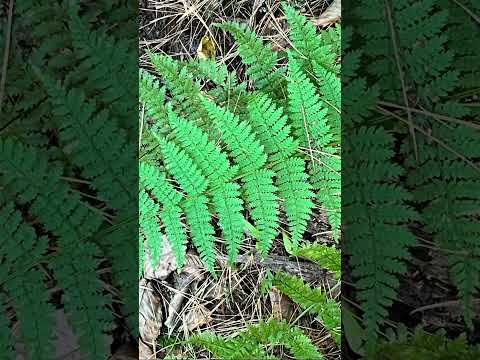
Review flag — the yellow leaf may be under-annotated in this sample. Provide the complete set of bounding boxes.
[197,34,216,60]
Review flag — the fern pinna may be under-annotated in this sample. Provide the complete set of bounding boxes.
[344,0,480,356]
[139,4,341,273]
[0,0,137,358]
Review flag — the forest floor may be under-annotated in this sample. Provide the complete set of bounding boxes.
[139,1,340,359]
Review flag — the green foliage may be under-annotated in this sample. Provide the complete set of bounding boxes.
[272,272,340,344]
[289,241,341,279]
[216,21,278,89]
[345,0,480,356]
[0,204,53,358]
[405,125,480,329]
[140,5,341,273]
[343,127,418,354]
[377,325,480,360]
[188,319,324,360]
[0,0,137,357]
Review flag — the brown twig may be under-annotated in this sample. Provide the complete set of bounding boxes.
[384,0,418,161]
[0,0,15,115]
[219,253,333,285]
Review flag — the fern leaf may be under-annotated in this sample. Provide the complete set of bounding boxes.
[158,138,208,196]
[274,158,315,247]
[287,53,331,150]
[283,4,337,75]
[240,319,324,360]
[0,138,112,359]
[344,127,418,354]
[148,52,205,122]
[157,139,216,270]
[167,108,238,183]
[0,203,54,359]
[217,21,277,87]
[52,244,112,359]
[202,99,280,255]
[244,170,280,256]
[405,124,480,329]
[35,75,135,212]
[139,162,187,269]
[167,111,247,261]
[202,98,267,174]
[246,92,298,162]
[139,69,168,126]
[294,242,341,279]
[139,190,163,270]
[246,93,314,246]
[183,196,217,271]
[273,272,340,344]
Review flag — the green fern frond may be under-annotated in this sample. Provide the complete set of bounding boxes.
[273,272,340,344]
[190,319,323,360]
[184,58,228,86]
[139,190,163,271]
[246,92,298,162]
[216,21,277,88]
[240,319,323,360]
[405,124,480,329]
[294,242,341,279]
[202,98,267,174]
[53,244,112,359]
[274,158,315,247]
[243,169,280,256]
[287,53,331,150]
[0,138,112,359]
[36,77,135,212]
[139,162,187,269]
[247,93,314,246]
[139,69,168,127]
[0,204,54,359]
[201,99,280,255]
[158,138,209,196]
[344,127,418,354]
[167,108,238,183]
[157,139,216,270]
[283,4,338,75]
[148,52,205,122]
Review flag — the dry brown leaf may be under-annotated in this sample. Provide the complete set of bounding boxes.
[139,279,162,345]
[183,304,212,331]
[269,286,295,321]
[143,235,177,280]
[314,0,341,27]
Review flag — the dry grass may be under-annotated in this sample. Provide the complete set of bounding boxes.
[139,1,339,359]
[139,0,331,67]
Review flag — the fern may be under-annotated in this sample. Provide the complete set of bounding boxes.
[189,319,323,360]
[0,204,54,359]
[272,272,341,344]
[167,109,245,262]
[404,124,480,329]
[216,21,278,89]
[247,93,315,248]
[139,6,341,273]
[283,4,338,75]
[1,0,137,356]
[343,127,418,354]
[345,1,480,354]
[0,138,112,358]
[288,241,341,279]
[201,98,280,256]
[378,325,480,360]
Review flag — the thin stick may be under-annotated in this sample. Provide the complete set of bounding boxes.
[384,0,418,161]
[0,0,15,114]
